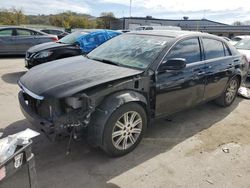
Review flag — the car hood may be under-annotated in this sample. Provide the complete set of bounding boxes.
[19,56,143,98]
[28,42,73,53]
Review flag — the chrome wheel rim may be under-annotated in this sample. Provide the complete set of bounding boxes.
[225,79,238,104]
[112,111,142,150]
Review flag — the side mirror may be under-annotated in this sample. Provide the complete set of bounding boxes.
[159,58,187,71]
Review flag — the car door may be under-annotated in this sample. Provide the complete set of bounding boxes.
[201,37,235,100]
[155,37,206,117]
[14,29,38,54]
[0,28,16,54]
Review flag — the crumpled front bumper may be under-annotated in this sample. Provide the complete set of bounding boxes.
[18,91,54,135]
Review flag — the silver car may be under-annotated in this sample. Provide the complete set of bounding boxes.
[0,27,58,55]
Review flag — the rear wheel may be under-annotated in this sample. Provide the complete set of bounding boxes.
[102,103,147,157]
[215,77,239,107]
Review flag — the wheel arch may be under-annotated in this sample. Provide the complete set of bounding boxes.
[87,90,149,147]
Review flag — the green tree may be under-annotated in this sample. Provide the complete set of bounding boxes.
[0,8,26,25]
[98,12,116,29]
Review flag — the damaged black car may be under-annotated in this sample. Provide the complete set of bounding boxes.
[18,31,248,156]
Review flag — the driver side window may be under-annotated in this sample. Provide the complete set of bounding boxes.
[165,38,201,64]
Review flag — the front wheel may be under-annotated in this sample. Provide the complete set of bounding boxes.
[215,77,240,107]
[102,103,147,157]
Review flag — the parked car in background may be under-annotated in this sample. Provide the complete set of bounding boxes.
[134,25,181,31]
[0,27,58,55]
[235,38,250,76]
[40,29,69,39]
[18,30,248,157]
[25,29,121,68]
[229,35,250,46]
[117,30,130,33]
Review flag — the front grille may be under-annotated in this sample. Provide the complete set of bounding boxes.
[23,92,62,121]
[24,93,49,119]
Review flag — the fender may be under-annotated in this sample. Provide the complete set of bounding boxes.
[87,90,148,147]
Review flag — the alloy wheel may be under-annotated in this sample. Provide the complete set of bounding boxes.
[225,79,238,104]
[111,111,143,150]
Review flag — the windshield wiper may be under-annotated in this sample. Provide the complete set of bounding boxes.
[90,57,120,66]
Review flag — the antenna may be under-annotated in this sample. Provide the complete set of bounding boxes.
[203,10,206,19]
[130,0,132,17]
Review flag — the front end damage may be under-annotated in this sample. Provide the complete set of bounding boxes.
[18,72,151,145]
[18,87,95,140]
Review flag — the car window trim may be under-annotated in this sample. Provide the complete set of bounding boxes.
[223,42,232,56]
[202,37,226,60]
[158,36,203,68]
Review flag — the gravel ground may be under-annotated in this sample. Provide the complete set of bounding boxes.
[0,57,250,188]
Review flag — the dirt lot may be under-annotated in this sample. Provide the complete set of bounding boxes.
[0,57,250,188]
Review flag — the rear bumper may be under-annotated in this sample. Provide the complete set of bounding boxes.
[18,91,54,134]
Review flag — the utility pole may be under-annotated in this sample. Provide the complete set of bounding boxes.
[130,0,132,17]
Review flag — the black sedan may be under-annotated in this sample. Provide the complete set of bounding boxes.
[18,31,248,157]
[25,29,121,68]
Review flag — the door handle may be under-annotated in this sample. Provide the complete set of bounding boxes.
[227,63,234,69]
[234,59,239,63]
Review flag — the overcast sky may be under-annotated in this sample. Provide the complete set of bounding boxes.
[1,0,250,24]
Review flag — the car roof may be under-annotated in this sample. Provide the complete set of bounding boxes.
[128,30,217,39]
[0,26,46,34]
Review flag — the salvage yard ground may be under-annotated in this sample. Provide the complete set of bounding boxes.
[0,57,250,188]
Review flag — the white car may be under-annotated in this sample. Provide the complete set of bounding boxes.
[230,35,250,46]
[235,38,250,76]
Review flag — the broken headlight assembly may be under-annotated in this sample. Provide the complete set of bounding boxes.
[61,94,94,126]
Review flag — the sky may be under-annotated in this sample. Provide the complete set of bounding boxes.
[1,0,250,24]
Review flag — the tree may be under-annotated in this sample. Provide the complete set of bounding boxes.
[12,8,26,25]
[0,8,26,25]
[232,21,242,26]
[49,11,92,29]
[98,12,116,29]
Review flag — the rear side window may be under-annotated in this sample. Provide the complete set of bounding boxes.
[50,30,62,35]
[203,38,225,59]
[166,38,201,64]
[0,29,13,36]
[16,29,32,36]
[41,29,50,34]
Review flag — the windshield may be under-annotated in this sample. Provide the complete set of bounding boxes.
[59,31,88,44]
[87,34,172,69]
[235,38,250,50]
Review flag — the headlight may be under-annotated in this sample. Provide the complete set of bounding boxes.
[34,51,53,59]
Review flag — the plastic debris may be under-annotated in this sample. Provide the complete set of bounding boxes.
[0,129,40,163]
[238,86,250,99]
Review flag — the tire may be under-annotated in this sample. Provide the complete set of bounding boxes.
[102,102,147,157]
[215,77,240,107]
